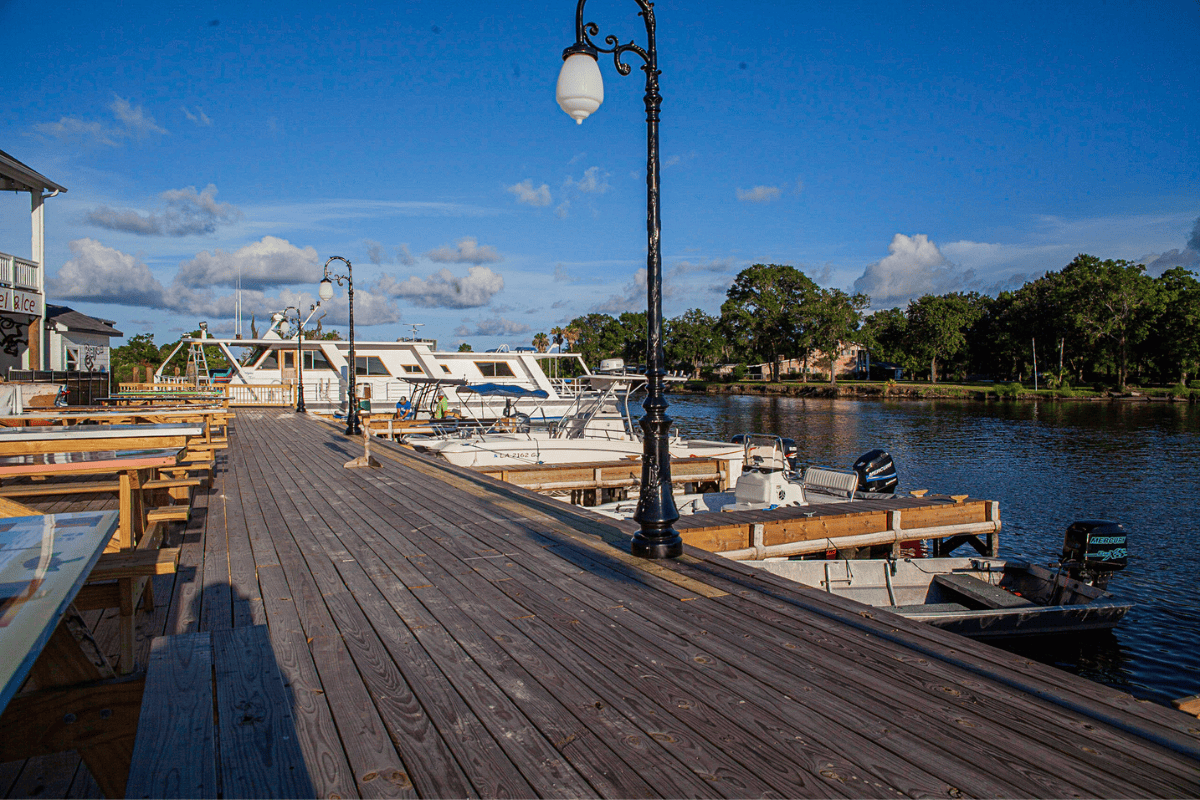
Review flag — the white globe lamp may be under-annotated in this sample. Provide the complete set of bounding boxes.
[556,51,604,124]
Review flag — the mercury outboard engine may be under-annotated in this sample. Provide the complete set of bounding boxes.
[780,437,798,471]
[1060,520,1128,589]
[853,449,897,494]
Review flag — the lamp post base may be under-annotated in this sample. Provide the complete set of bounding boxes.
[630,529,683,559]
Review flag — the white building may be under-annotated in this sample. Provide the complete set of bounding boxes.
[45,304,123,372]
[0,148,64,375]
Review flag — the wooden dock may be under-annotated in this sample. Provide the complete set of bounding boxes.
[3,409,1198,798]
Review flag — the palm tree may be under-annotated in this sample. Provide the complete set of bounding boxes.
[532,332,550,353]
[550,326,565,352]
[564,326,580,353]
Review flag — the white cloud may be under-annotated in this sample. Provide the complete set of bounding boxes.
[425,237,501,265]
[175,236,319,289]
[182,106,212,126]
[34,117,117,146]
[39,96,170,145]
[853,233,972,308]
[456,317,531,337]
[50,239,167,306]
[555,200,571,219]
[311,288,401,327]
[365,239,392,265]
[564,166,609,194]
[396,244,416,266]
[592,268,648,314]
[109,95,167,137]
[507,179,551,207]
[668,257,737,278]
[737,185,781,203]
[378,266,504,308]
[86,184,241,237]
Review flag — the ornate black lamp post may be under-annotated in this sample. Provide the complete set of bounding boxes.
[319,256,361,436]
[556,0,680,559]
[276,303,321,413]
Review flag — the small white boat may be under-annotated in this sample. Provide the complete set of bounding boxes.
[591,434,898,517]
[747,521,1133,638]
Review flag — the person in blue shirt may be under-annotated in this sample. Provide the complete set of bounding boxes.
[395,396,414,420]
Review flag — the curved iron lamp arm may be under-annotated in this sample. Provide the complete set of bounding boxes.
[323,256,361,435]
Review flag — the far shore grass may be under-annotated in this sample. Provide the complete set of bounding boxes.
[674,378,1200,403]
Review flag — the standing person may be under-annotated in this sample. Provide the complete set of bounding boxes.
[433,392,449,419]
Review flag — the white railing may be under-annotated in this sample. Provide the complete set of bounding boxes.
[226,383,295,407]
[0,251,40,291]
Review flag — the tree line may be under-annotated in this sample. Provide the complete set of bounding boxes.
[527,256,1200,390]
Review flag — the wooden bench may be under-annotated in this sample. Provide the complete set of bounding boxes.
[126,626,314,798]
[0,480,122,497]
[933,572,1037,609]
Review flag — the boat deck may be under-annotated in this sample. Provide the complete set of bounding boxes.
[3,409,1198,798]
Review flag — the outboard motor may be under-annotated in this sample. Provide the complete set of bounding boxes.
[1060,520,1128,589]
[780,438,798,471]
[853,449,897,494]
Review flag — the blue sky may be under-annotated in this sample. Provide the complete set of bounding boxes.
[2,0,1197,350]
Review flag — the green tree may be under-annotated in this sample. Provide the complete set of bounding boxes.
[809,288,869,385]
[110,333,164,383]
[665,309,723,378]
[858,307,909,373]
[905,293,982,383]
[1058,255,1157,389]
[567,313,624,367]
[1149,267,1200,384]
[616,311,648,366]
[457,342,473,352]
[532,332,550,353]
[720,264,821,381]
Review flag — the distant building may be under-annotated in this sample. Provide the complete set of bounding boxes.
[0,148,65,375]
[45,304,123,372]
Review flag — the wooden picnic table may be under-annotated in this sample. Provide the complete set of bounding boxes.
[0,510,153,797]
[0,407,232,435]
[0,447,186,549]
[0,510,120,711]
[0,422,204,456]
[0,448,189,672]
[98,392,228,408]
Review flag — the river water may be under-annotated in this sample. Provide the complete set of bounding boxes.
[662,393,1200,709]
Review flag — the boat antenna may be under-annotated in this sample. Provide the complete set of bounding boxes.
[406,322,425,342]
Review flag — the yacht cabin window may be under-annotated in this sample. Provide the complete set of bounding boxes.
[355,356,390,376]
[474,361,515,377]
[402,364,423,374]
[302,349,335,371]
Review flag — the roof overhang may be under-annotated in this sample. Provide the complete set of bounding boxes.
[0,149,67,195]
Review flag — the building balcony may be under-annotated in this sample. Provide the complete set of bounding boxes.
[0,250,41,293]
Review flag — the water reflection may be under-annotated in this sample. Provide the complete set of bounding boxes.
[668,394,1200,707]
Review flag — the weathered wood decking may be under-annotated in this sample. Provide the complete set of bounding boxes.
[3,409,1199,798]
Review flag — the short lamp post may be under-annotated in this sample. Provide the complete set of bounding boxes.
[275,303,321,413]
[319,256,361,436]
[556,0,680,559]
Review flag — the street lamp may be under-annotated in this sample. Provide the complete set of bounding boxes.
[319,256,361,436]
[276,303,321,413]
[556,0,680,559]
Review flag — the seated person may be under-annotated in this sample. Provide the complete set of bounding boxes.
[395,396,414,420]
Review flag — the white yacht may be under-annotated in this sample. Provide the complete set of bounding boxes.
[408,372,746,470]
[156,322,591,420]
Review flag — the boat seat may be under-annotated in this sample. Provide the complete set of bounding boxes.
[933,572,1037,609]
[802,467,859,499]
[890,602,972,615]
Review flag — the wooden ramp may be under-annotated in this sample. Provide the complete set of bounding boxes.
[3,409,1198,798]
